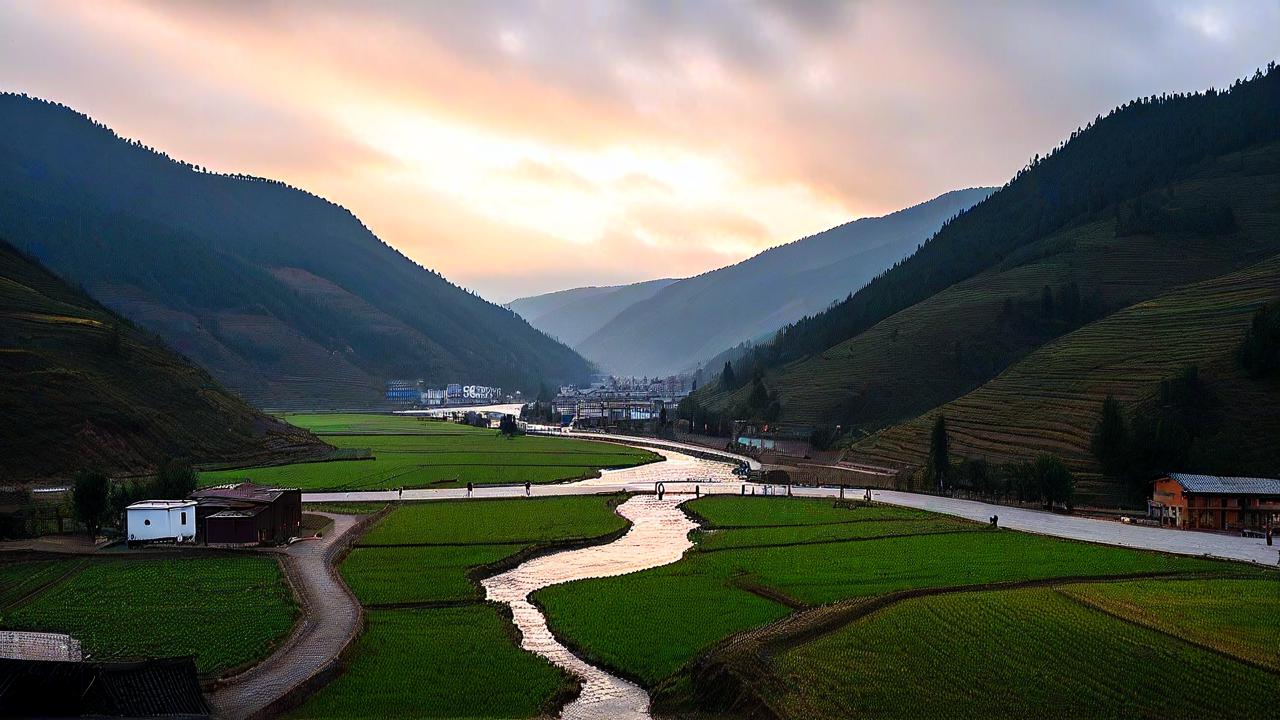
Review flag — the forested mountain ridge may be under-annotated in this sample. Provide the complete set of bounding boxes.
[725,64,1280,374]
[691,64,1280,458]
[0,238,329,481]
[574,187,993,376]
[508,277,678,348]
[0,94,590,408]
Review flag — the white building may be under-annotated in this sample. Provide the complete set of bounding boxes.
[126,500,197,545]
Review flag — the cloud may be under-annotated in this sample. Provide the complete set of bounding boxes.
[1,0,1276,300]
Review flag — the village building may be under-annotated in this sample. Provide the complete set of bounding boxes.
[125,500,197,546]
[1149,473,1280,531]
[189,483,302,545]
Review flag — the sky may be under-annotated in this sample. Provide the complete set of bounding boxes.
[0,1,1276,302]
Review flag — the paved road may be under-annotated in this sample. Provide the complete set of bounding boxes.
[207,513,364,720]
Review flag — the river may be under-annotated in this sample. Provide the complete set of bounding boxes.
[481,494,699,719]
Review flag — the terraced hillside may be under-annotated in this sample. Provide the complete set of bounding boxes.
[699,140,1280,438]
[0,94,590,409]
[849,254,1280,504]
[0,239,327,481]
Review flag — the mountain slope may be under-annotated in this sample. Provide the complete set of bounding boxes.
[576,188,993,376]
[0,94,590,408]
[508,278,678,347]
[695,66,1280,432]
[740,67,1280,372]
[849,254,1280,505]
[0,238,328,481]
[699,139,1280,433]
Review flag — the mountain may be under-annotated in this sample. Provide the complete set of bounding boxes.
[849,253,1280,506]
[508,278,678,347]
[574,188,993,377]
[0,94,590,409]
[693,65,1280,442]
[0,238,328,482]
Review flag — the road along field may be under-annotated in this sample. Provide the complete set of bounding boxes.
[527,495,1278,719]
[200,413,660,491]
[289,494,633,720]
[0,555,296,677]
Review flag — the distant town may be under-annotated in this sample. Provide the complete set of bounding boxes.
[385,374,695,427]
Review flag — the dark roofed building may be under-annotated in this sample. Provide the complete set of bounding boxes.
[0,656,208,717]
[189,483,301,545]
[1149,473,1280,531]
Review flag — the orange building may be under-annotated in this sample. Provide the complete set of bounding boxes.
[1149,473,1280,531]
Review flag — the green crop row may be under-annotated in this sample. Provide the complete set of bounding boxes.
[1,556,295,676]
[769,585,1280,719]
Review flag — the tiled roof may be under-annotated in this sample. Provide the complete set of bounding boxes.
[1168,473,1280,495]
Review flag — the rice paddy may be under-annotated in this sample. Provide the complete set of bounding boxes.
[767,585,1280,719]
[0,556,296,676]
[536,496,1252,694]
[200,413,658,491]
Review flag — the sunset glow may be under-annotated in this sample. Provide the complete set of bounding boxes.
[1,0,1274,300]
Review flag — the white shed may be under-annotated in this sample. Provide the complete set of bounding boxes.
[126,500,197,545]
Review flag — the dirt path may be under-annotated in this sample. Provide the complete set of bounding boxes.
[206,512,366,720]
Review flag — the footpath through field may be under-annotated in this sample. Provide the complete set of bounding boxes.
[207,512,364,720]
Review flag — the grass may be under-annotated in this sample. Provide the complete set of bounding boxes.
[200,415,658,491]
[289,606,571,719]
[0,559,82,609]
[360,496,629,546]
[536,496,1235,686]
[768,586,1280,719]
[1059,577,1280,671]
[342,545,523,605]
[1,556,295,676]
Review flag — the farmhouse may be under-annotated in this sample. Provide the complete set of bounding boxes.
[189,483,302,545]
[125,500,197,546]
[1149,473,1280,531]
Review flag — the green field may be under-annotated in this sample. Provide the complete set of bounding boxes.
[767,586,1280,719]
[201,414,658,490]
[289,607,571,720]
[300,494,629,717]
[342,544,524,605]
[0,556,295,676]
[537,496,1244,689]
[0,559,82,609]
[1060,578,1280,671]
[361,496,629,545]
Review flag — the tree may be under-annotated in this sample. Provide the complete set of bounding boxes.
[747,377,770,413]
[927,415,950,491]
[499,414,520,437]
[1032,454,1075,509]
[73,470,110,538]
[1238,301,1280,378]
[720,361,736,388]
[1090,394,1129,477]
[153,458,197,499]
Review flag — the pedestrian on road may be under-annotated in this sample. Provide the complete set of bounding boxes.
[695,485,700,497]
[398,487,403,501]
[525,481,531,496]
[467,482,474,497]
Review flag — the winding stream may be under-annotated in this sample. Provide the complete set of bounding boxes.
[481,494,698,719]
